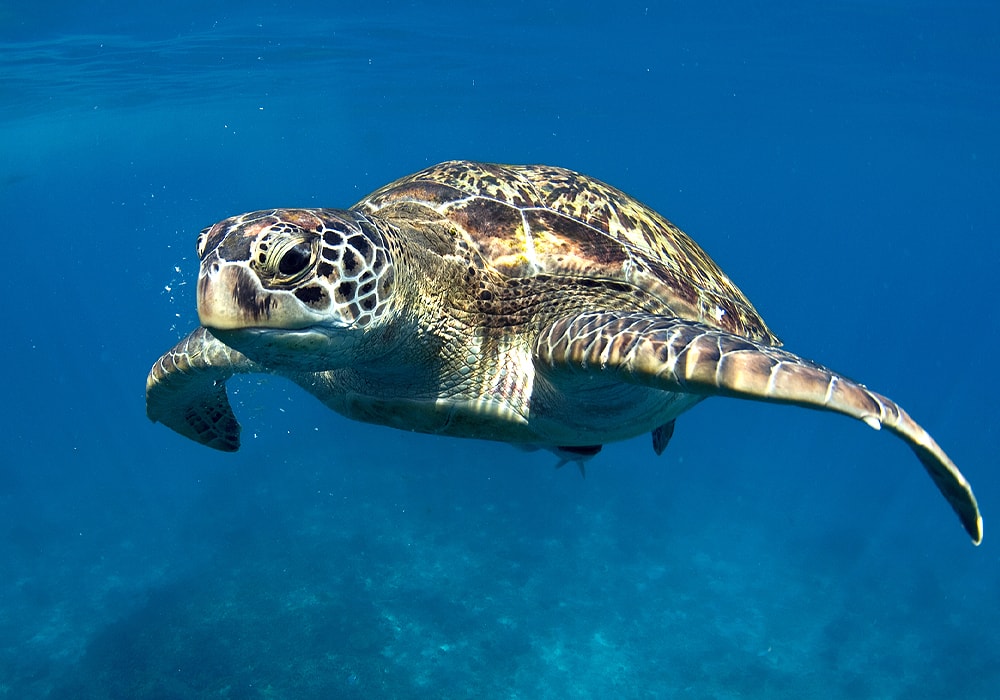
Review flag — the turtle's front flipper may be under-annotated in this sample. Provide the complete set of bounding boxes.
[146,327,263,451]
[535,311,982,545]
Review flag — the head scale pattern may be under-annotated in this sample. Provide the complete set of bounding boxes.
[198,209,396,328]
[312,210,396,327]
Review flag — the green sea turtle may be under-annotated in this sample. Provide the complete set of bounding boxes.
[146,160,982,544]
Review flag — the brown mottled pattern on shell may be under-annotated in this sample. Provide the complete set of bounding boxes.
[355,161,778,344]
[534,311,982,544]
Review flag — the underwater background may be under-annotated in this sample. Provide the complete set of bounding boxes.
[2,1,998,697]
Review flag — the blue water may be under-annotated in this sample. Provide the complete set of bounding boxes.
[2,1,998,697]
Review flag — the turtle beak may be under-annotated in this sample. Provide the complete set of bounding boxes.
[198,262,267,330]
[197,259,357,371]
[197,260,321,331]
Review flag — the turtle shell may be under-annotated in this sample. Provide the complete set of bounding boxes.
[355,160,778,345]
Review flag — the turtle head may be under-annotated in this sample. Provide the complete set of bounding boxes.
[195,208,397,370]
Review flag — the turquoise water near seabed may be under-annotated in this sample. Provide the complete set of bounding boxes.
[1,1,998,697]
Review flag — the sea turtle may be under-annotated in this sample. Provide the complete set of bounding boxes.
[146,160,982,544]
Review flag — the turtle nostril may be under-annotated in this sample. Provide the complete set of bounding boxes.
[278,244,312,276]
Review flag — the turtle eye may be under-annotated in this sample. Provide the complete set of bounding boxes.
[278,243,312,276]
[251,224,318,288]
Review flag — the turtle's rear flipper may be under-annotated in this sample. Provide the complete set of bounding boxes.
[535,311,982,545]
[551,444,602,477]
[146,327,261,451]
[652,419,676,456]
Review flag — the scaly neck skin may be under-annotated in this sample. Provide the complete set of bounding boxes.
[285,215,478,401]
[385,263,486,396]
